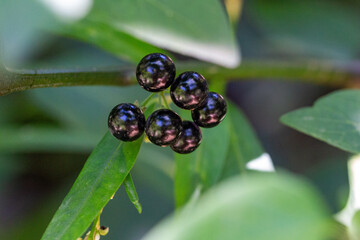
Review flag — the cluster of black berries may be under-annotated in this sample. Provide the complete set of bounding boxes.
[108,53,227,154]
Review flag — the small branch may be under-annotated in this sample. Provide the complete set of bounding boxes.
[1,59,360,96]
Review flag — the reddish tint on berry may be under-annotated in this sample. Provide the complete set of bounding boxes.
[136,53,176,92]
[191,92,227,128]
[170,121,202,154]
[108,103,145,141]
[145,109,182,146]
[170,71,209,110]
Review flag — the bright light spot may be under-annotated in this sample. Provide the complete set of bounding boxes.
[246,153,275,172]
[39,0,93,21]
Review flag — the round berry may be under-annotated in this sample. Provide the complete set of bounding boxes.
[136,53,176,92]
[191,92,227,128]
[170,71,209,110]
[145,109,182,146]
[108,103,145,141]
[170,121,202,154]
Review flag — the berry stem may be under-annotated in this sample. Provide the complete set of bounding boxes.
[141,93,156,107]
[87,210,102,239]
[160,92,171,109]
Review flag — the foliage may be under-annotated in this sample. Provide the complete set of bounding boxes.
[0,0,360,240]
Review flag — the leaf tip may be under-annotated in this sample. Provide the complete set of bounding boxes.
[135,201,143,214]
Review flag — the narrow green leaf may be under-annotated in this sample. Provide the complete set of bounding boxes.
[175,118,230,208]
[41,132,143,240]
[221,102,267,178]
[63,0,239,67]
[144,172,334,240]
[124,173,142,214]
[281,90,360,153]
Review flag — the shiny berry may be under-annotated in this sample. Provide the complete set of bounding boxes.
[191,92,227,128]
[108,103,145,141]
[170,71,209,110]
[136,53,176,92]
[170,121,202,154]
[145,109,182,146]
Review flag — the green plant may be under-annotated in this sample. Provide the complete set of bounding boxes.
[1,0,360,240]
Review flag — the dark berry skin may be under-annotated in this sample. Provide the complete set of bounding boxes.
[145,109,182,146]
[191,92,227,128]
[108,103,145,141]
[136,53,176,92]
[171,121,202,154]
[170,71,209,110]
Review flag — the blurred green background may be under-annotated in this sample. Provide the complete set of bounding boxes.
[1,0,360,239]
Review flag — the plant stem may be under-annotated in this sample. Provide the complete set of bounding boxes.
[141,93,156,107]
[160,92,171,109]
[88,211,101,240]
[1,60,360,96]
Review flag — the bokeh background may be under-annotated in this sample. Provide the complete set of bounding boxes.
[1,0,360,239]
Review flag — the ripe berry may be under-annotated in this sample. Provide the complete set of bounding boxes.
[145,109,182,146]
[170,71,209,110]
[136,53,176,92]
[191,92,227,128]
[170,121,202,154]
[108,103,145,141]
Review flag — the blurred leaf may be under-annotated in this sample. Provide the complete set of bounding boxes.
[0,155,21,190]
[41,132,143,240]
[281,90,360,153]
[221,102,268,179]
[175,118,230,208]
[0,0,59,65]
[0,126,97,153]
[144,172,333,240]
[64,0,239,67]
[29,86,147,133]
[247,0,360,59]
[63,20,166,64]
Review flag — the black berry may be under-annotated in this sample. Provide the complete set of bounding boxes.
[170,71,209,110]
[170,121,202,154]
[145,109,182,146]
[191,92,227,128]
[136,53,176,92]
[108,103,145,141]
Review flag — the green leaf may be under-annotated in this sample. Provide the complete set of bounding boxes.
[175,118,230,208]
[41,132,143,240]
[64,0,239,67]
[124,173,142,214]
[221,102,268,179]
[281,90,360,153]
[144,172,333,240]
